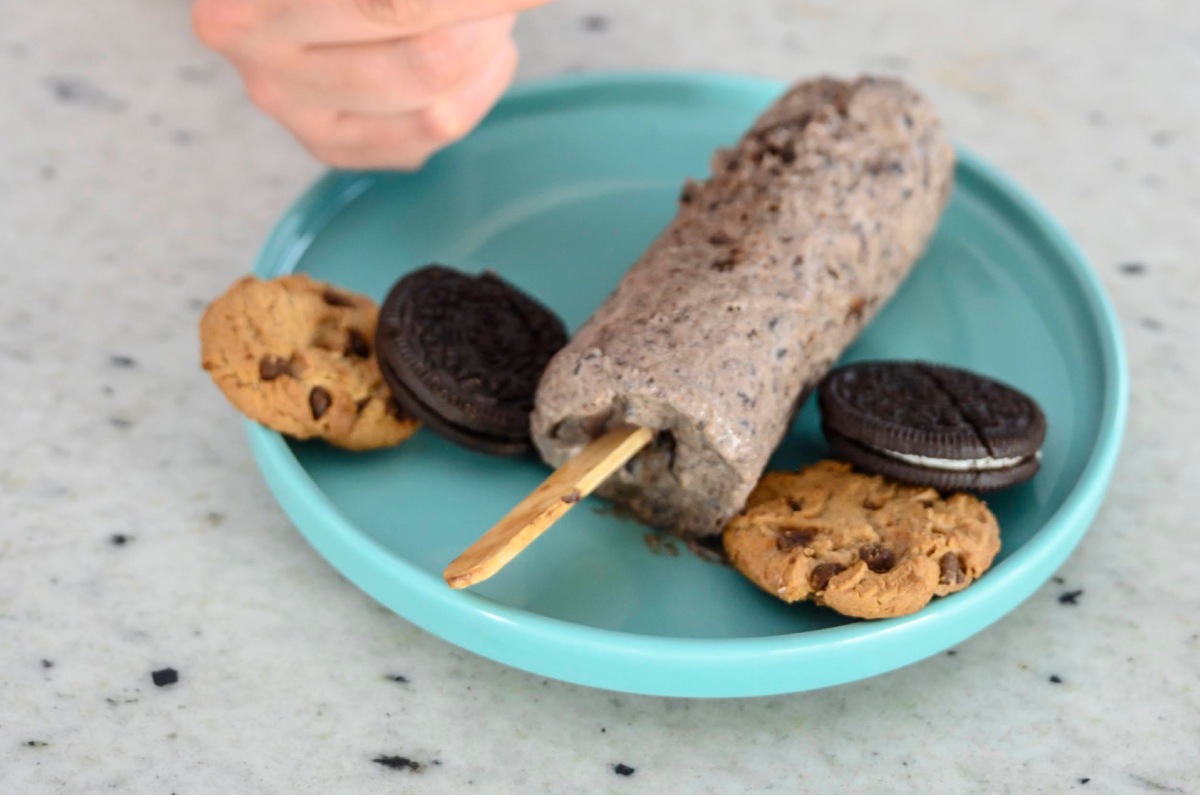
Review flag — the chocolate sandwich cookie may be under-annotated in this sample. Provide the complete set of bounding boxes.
[376,265,568,455]
[817,361,1046,491]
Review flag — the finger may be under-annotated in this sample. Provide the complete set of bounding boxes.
[309,38,518,170]
[281,0,553,45]
[282,13,515,116]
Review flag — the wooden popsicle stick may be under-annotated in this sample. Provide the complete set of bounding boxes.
[443,425,655,589]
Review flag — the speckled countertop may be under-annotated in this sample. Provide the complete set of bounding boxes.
[2,1,1197,792]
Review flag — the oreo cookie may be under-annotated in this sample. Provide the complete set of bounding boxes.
[376,265,568,456]
[817,361,1046,491]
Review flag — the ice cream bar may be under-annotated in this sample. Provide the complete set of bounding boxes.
[530,76,955,537]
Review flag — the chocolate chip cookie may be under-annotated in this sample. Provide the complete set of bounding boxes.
[200,274,419,451]
[722,460,1000,619]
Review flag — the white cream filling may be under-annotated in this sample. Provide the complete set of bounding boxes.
[880,448,1041,472]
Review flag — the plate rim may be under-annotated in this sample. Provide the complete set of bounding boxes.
[244,71,1128,697]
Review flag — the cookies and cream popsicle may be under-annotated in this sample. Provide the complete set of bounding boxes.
[530,76,955,537]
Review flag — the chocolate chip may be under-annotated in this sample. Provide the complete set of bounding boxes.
[809,562,844,591]
[785,496,805,511]
[345,328,371,358]
[613,763,635,776]
[562,490,582,504]
[41,659,54,669]
[830,84,853,116]
[867,160,906,176]
[386,674,409,683]
[643,532,680,556]
[708,231,732,246]
[1079,778,1091,784]
[322,289,355,307]
[110,534,129,546]
[1049,674,1063,684]
[776,528,815,552]
[151,668,178,687]
[685,536,728,565]
[309,387,332,420]
[939,552,965,585]
[859,543,895,573]
[259,356,291,381]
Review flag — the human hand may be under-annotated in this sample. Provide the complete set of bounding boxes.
[192,0,552,169]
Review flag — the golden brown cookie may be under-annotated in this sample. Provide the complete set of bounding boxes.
[200,274,419,451]
[722,460,1000,619]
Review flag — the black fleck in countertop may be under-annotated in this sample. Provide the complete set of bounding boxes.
[1,1,1196,793]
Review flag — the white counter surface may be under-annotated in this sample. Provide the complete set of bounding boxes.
[2,1,1196,792]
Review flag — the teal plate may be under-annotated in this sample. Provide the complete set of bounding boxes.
[247,73,1127,697]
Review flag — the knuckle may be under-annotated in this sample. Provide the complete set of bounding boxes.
[403,29,467,94]
[290,114,338,149]
[191,0,256,50]
[353,0,433,33]
[243,73,287,116]
[414,103,464,143]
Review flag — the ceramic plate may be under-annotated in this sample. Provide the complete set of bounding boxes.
[246,73,1127,697]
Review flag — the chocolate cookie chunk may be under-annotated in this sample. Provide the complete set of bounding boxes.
[818,361,1046,491]
[376,265,568,455]
[200,274,420,450]
[722,460,1001,619]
